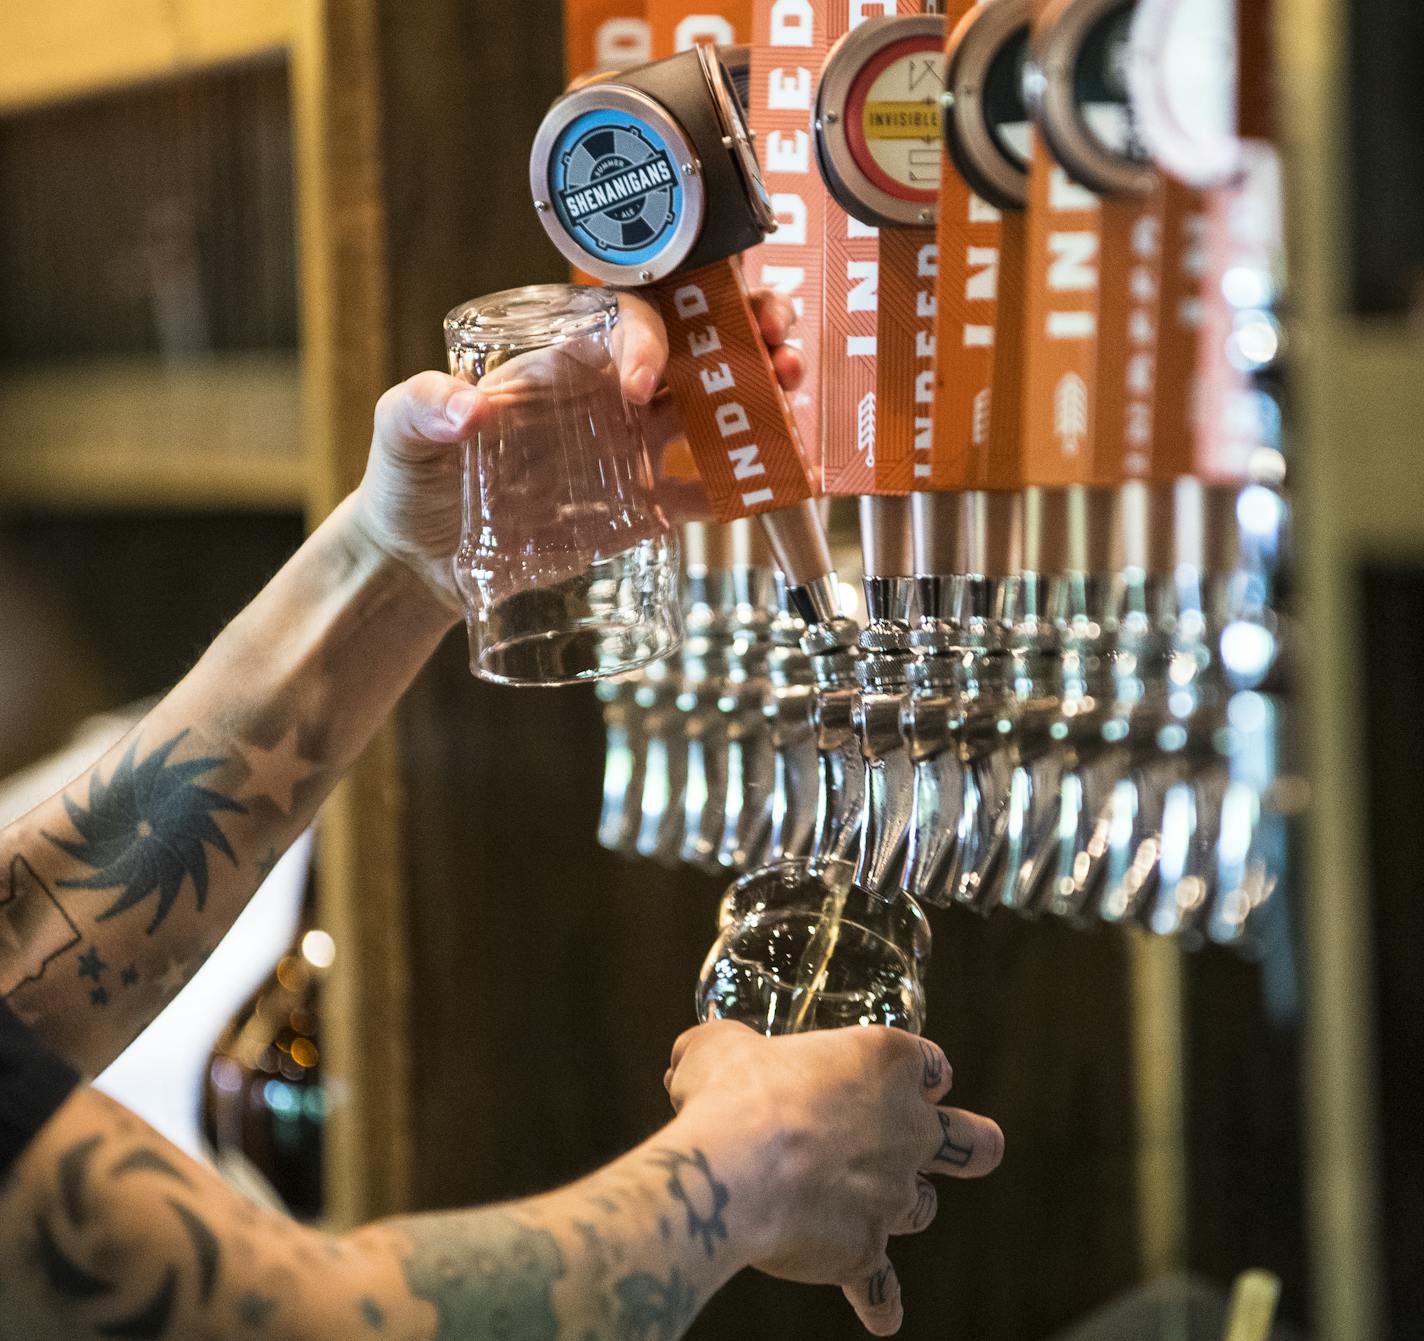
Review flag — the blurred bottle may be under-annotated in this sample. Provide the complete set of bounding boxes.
[202,857,334,1222]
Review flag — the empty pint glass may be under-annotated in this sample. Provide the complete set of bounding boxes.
[697,859,929,1035]
[445,285,681,685]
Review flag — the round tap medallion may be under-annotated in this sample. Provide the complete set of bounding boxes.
[550,109,685,267]
[943,0,1031,211]
[816,15,948,229]
[1127,0,1243,186]
[1031,0,1158,198]
[845,36,946,203]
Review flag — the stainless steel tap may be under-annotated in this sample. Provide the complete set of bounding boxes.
[901,605,966,908]
[786,574,865,867]
[1100,484,1235,931]
[677,565,737,873]
[763,578,820,864]
[596,674,648,857]
[852,609,916,898]
[633,655,688,866]
[846,498,917,896]
[946,569,1033,913]
[716,562,778,871]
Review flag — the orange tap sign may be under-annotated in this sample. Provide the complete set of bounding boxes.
[1194,152,1279,486]
[643,1,766,496]
[647,0,754,54]
[1021,153,1100,486]
[931,0,1018,493]
[1095,187,1170,485]
[874,225,939,492]
[565,1,653,82]
[1021,0,1165,490]
[532,35,821,539]
[746,0,833,474]
[820,0,925,498]
[652,260,816,519]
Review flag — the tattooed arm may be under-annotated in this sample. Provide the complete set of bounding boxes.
[0,291,803,1078]
[0,1025,1004,1339]
[0,489,453,1077]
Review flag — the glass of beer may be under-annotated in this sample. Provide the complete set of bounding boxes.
[697,858,930,1035]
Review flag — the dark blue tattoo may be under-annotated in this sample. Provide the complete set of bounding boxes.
[650,1150,729,1258]
[399,1213,564,1341]
[48,731,246,934]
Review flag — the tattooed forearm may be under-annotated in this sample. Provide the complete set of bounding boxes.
[3,1082,756,1341]
[391,1147,735,1341]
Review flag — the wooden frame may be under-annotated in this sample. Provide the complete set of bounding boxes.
[1277,0,1423,1336]
[0,356,305,511]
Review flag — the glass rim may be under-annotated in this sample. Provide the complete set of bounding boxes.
[444,283,619,354]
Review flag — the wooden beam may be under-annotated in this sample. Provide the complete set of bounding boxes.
[0,0,297,114]
[1280,0,1389,1333]
[289,0,415,1226]
[0,355,305,511]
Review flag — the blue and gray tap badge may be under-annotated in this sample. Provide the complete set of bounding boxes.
[551,110,684,267]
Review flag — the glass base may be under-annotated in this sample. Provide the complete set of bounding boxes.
[469,539,681,687]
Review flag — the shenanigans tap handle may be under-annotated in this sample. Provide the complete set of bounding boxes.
[530,44,838,599]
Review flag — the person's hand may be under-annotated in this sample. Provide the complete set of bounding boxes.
[349,290,804,615]
[664,1020,1004,1337]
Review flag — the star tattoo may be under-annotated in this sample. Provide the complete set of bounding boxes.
[77,947,107,982]
[651,1149,729,1258]
[89,986,109,1008]
[120,966,140,988]
[238,1293,276,1328]
[234,730,321,818]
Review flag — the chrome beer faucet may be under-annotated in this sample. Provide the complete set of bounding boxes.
[901,492,968,907]
[763,576,820,864]
[677,562,737,873]
[786,574,865,867]
[596,674,649,857]
[716,557,778,870]
[849,497,917,897]
[633,653,688,867]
